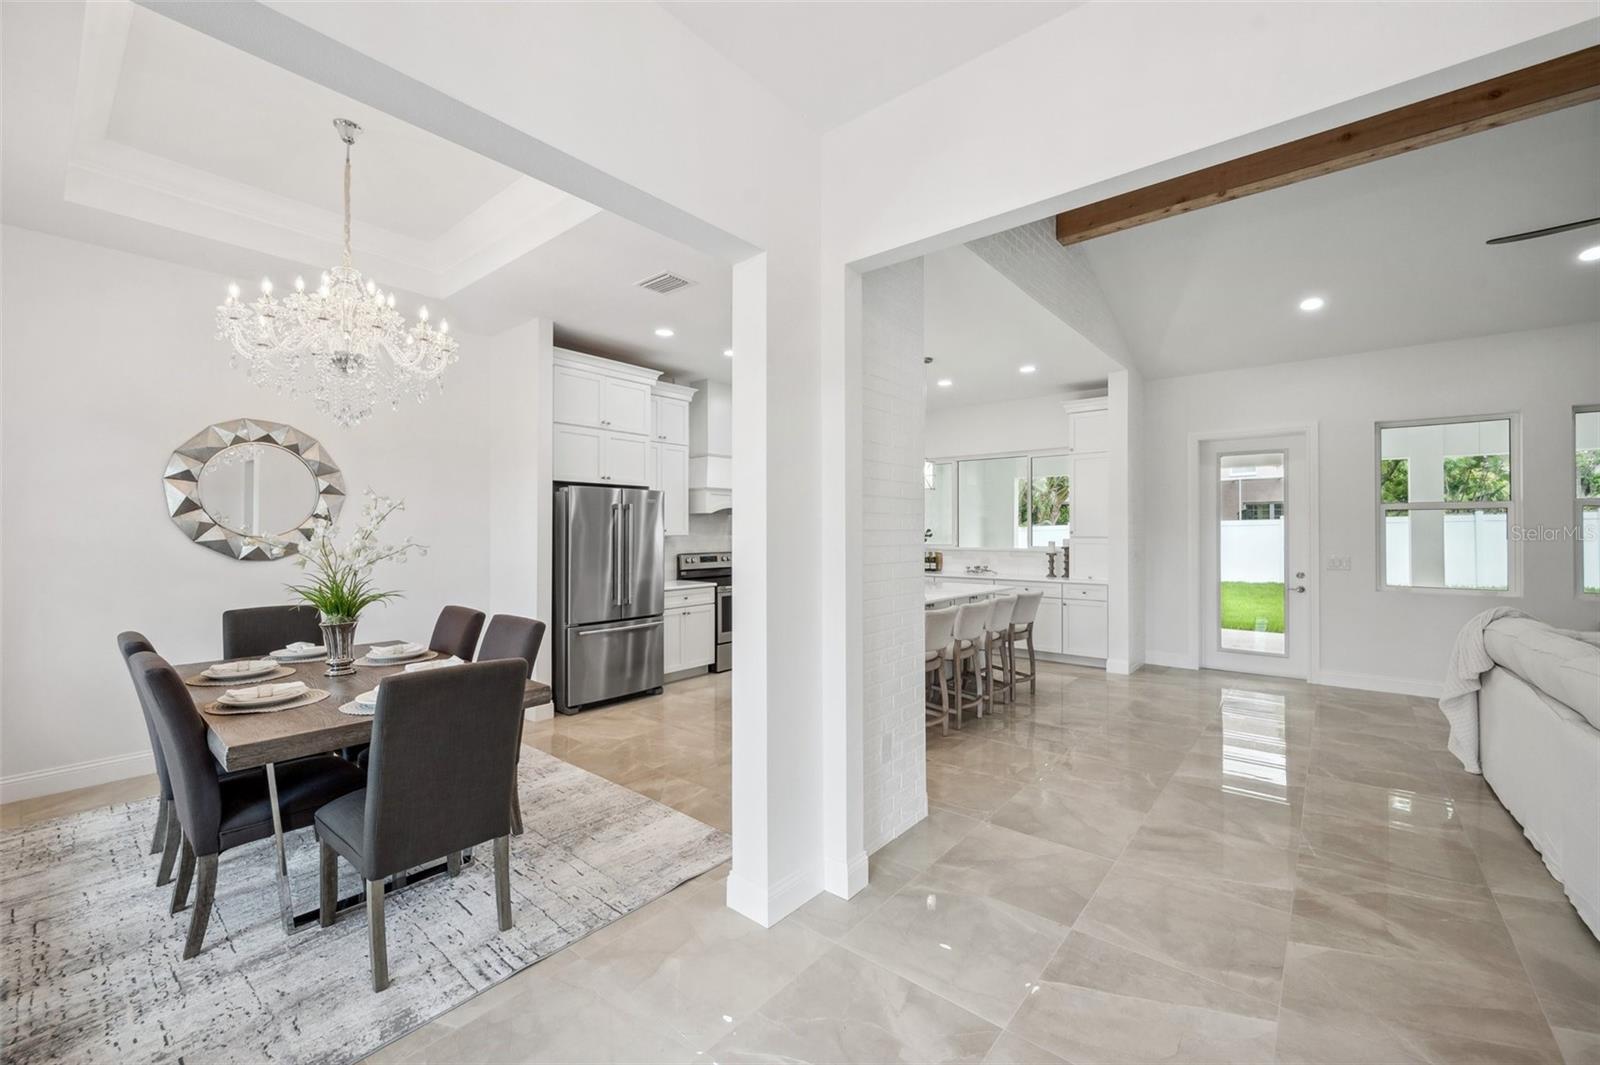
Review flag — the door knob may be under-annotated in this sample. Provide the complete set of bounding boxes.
[1291,585,1306,593]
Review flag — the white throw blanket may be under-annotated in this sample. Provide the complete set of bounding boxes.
[1439,607,1529,773]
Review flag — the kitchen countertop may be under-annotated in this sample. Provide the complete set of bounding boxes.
[925,573,1108,586]
[666,579,717,592]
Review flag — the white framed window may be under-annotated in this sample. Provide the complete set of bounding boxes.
[1376,415,1517,593]
[1576,405,1599,596]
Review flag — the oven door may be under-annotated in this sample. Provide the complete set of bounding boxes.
[716,585,733,644]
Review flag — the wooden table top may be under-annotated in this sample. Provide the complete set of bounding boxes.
[178,643,553,771]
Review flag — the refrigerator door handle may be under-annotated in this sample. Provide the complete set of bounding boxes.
[610,502,623,607]
[623,501,634,606]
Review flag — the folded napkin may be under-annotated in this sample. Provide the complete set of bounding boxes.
[223,680,308,702]
[370,642,424,658]
[404,656,463,673]
[285,641,322,653]
[206,659,276,676]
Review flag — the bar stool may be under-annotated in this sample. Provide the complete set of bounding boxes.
[1008,590,1044,697]
[981,594,1019,709]
[924,606,959,734]
[949,599,992,727]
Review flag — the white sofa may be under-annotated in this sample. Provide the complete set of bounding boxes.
[1478,617,1600,936]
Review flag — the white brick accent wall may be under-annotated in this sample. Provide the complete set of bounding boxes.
[966,219,1131,361]
[860,259,928,853]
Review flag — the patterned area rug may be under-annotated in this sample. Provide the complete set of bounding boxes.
[1,749,730,1064]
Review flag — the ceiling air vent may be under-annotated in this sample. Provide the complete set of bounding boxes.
[636,272,695,294]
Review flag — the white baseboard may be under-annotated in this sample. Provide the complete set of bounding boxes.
[823,851,869,899]
[1105,657,1132,675]
[725,864,821,928]
[0,750,155,804]
[523,704,554,723]
[1313,670,1443,699]
[1144,650,1199,670]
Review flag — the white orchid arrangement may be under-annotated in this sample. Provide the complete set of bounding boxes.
[287,491,427,623]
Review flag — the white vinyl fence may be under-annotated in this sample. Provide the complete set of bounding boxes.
[1385,512,1508,589]
[1220,519,1283,583]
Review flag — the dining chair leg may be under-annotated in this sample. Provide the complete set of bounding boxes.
[183,855,217,960]
[366,879,389,992]
[493,835,513,932]
[447,851,462,877]
[511,788,524,837]
[150,798,169,855]
[938,658,950,735]
[156,805,181,887]
[318,843,338,927]
[1027,625,1037,694]
[170,836,195,914]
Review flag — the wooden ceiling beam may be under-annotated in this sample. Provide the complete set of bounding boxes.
[1055,46,1600,247]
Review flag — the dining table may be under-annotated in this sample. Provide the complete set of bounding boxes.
[177,642,552,935]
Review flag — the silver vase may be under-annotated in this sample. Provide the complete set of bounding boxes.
[320,618,359,677]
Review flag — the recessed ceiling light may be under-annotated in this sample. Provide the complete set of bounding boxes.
[654,327,675,337]
[936,378,953,388]
[1579,245,1600,263]
[1019,364,1037,374]
[723,349,734,357]
[1298,296,1326,312]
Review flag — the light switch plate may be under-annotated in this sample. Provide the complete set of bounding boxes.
[1326,555,1353,571]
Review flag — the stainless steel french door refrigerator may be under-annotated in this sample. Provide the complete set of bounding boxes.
[553,484,665,714]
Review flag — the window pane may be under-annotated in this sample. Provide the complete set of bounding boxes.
[1577,410,1600,498]
[957,456,1029,549]
[1379,419,1511,504]
[1219,452,1285,655]
[924,461,956,545]
[1028,453,1071,547]
[1384,506,1508,590]
[1379,458,1409,503]
[1584,505,1599,595]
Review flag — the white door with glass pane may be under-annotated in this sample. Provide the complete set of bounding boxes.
[1200,434,1311,678]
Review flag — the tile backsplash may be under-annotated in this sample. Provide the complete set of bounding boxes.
[666,511,732,561]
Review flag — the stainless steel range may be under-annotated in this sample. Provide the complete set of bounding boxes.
[676,552,732,673]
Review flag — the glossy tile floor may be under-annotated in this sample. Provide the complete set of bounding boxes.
[7,664,1596,1063]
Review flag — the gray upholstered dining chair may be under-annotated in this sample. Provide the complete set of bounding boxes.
[313,660,526,991]
[221,604,322,659]
[117,631,180,885]
[477,614,547,834]
[429,605,486,661]
[129,651,365,959]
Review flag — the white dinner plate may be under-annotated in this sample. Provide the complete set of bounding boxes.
[203,659,278,680]
[355,688,380,710]
[217,682,308,708]
[270,646,326,661]
[367,644,426,663]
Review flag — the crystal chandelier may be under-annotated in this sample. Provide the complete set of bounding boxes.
[216,118,458,428]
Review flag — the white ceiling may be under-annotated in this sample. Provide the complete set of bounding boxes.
[659,1,1078,130]
[1079,100,1600,379]
[0,1,735,383]
[922,245,1118,410]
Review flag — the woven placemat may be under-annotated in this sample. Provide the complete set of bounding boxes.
[186,665,299,688]
[356,648,438,666]
[201,688,331,716]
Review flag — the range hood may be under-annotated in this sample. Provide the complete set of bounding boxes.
[688,379,732,514]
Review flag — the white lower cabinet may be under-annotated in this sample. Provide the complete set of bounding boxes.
[1064,599,1108,658]
[663,590,716,674]
[1031,601,1064,654]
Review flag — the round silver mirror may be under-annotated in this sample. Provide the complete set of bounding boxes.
[164,419,345,561]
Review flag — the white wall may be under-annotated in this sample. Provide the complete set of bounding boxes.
[1144,322,1600,695]
[0,226,495,797]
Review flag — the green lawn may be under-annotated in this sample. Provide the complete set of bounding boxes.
[1220,582,1285,633]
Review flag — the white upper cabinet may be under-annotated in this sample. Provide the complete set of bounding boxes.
[1062,402,1110,453]
[553,424,604,483]
[604,433,650,486]
[1069,452,1110,538]
[603,377,653,436]
[554,363,605,428]
[652,395,691,444]
[656,443,690,535]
